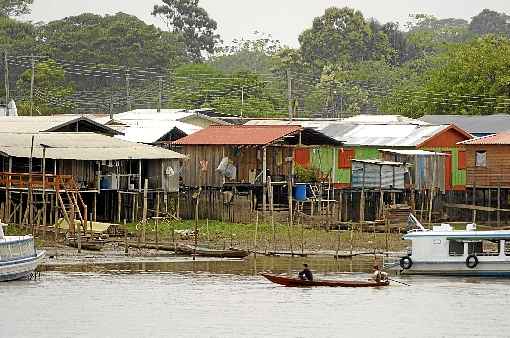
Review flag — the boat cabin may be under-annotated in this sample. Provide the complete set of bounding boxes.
[403,224,510,261]
[0,235,37,262]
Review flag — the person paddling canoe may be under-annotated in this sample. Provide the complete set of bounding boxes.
[372,265,388,283]
[298,263,313,281]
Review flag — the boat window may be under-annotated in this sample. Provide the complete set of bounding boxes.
[449,240,464,256]
[0,243,11,259]
[505,241,510,256]
[469,240,500,256]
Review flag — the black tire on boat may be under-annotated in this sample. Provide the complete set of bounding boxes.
[466,255,479,269]
[399,256,413,270]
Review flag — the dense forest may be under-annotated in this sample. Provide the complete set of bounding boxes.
[1,0,510,117]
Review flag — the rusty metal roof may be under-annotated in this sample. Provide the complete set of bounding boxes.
[459,132,510,145]
[173,125,303,145]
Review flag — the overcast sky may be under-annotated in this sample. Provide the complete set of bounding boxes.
[26,0,510,47]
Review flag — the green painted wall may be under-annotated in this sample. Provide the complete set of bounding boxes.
[335,146,382,184]
[310,147,336,181]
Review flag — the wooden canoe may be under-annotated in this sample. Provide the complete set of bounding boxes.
[175,244,250,259]
[261,273,390,287]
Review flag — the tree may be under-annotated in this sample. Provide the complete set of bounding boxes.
[152,0,220,61]
[405,14,471,57]
[39,13,188,70]
[210,32,282,74]
[168,64,285,117]
[16,59,75,115]
[470,9,510,37]
[298,7,393,73]
[0,0,33,17]
[382,36,510,117]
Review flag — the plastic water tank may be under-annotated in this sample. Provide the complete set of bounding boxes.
[294,183,308,201]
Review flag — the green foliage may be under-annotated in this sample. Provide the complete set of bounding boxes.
[210,32,281,74]
[294,165,317,183]
[168,63,286,117]
[405,14,471,57]
[152,0,220,61]
[0,16,38,54]
[382,36,510,116]
[0,0,32,17]
[470,9,510,37]
[39,12,188,69]
[16,59,75,115]
[298,7,393,73]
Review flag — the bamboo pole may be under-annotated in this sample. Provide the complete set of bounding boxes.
[124,219,128,254]
[254,211,259,252]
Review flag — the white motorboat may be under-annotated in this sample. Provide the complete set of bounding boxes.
[0,221,45,282]
[388,215,510,277]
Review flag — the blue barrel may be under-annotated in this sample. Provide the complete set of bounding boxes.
[294,183,308,201]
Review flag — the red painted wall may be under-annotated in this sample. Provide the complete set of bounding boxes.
[420,127,470,148]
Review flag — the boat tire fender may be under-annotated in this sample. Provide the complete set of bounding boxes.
[399,256,413,270]
[466,255,479,269]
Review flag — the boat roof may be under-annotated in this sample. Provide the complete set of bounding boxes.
[404,230,510,240]
[0,235,32,243]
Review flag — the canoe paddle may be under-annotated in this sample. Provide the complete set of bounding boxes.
[389,278,411,287]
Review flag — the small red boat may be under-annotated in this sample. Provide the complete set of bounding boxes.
[261,273,390,287]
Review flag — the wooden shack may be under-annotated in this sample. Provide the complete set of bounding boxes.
[0,132,186,225]
[172,125,342,188]
[460,133,510,187]
[379,149,448,192]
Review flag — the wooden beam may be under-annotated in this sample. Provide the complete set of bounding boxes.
[444,203,510,213]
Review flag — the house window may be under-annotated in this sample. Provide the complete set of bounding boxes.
[458,150,466,170]
[338,149,355,169]
[475,151,487,167]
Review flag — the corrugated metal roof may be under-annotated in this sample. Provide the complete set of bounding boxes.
[115,121,201,143]
[379,149,448,156]
[0,115,122,135]
[93,109,230,143]
[0,132,186,160]
[342,114,429,125]
[244,119,334,131]
[322,124,451,147]
[174,125,303,145]
[420,114,510,135]
[459,132,510,145]
[352,159,405,166]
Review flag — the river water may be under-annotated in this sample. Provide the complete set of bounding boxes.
[1,256,509,338]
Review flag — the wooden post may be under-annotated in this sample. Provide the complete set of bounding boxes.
[262,147,267,216]
[131,193,136,222]
[142,179,148,243]
[41,147,47,240]
[497,184,501,226]
[155,192,160,245]
[73,204,81,253]
[5,157,12,223]
[124,219,128,254]
[254,211,259,252]
[117,191,122,224]
[488,188,491,225]
[472,184,477,224]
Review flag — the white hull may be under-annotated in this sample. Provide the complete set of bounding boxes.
[391,260,510,277]
[0,251,45,282]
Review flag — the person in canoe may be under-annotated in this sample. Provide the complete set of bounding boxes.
[298,263,313,281]
[372,265,388,283]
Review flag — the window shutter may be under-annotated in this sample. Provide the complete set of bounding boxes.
[458,150,466,170]
[338,149,355,169]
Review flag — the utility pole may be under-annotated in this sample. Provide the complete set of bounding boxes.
[30,55,35,116]
[241,86,244,117]
[125,69,131,111]
[4,51,9,116]
[287,69,293,121]
[157,77,163,112]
